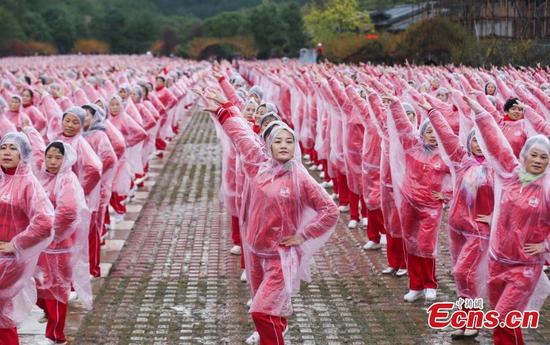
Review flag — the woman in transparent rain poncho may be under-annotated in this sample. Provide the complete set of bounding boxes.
[0,133,54,345]
[419,100,494,340]
[53,107,103,277]
[81,104,118,278]
[25,133,92,345]
[202,91,338,345]
[385,95,451,303]
[466,96,550,345]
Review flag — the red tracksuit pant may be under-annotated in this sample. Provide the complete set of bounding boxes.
[231,216,245,269]
[349,193,368,221]
[366,208,385,242]
[37,298,68,343]
[407,254,437,290]
[488,259,541,345]
[386,234,407,270]
[320,159,331,183]
[335,171,350,206]
[251,312,287,345]
[493,326,524,345]
[89,211,101,277]
[0,328,18,345]
[110,192,126,215]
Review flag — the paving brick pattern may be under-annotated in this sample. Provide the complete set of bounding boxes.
[69,111,550,345]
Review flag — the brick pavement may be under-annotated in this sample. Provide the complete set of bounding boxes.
[62,111,550,344]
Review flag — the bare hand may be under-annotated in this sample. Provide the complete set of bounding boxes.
[280,234,306,247]
[382,95,398,103]
[418,98,433,111]
[475,214,491,224]
[524,243,546,256]
[0,241,15,254]
[432,190,448,201]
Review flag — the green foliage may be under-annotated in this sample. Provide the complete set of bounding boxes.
[0,6,26,54]
[390,16,480,65]
[20,11,53,43]
[203,11,248,38]
[42,4,78,53]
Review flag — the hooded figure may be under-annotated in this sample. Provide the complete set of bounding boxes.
[0,132,54,341]
[107,95,147,216]
[387,98,451,302]
[55,106,103,207]
[428,108,495,339]
[21,88,48,136]
[4,95,32,132]
[213,101,338,344]
[34,141,92,344]
[82,104,118,277]
[0,99,16,138]
[473,102,550,345]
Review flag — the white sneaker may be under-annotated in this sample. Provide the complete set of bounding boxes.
[403,289,425,302]
[544,265,550,272]
[396,269,408,277]
[326,180,334,188]
[347,220,358,229]
[36,338,67,345]
[246,298,252,307]
[361,218,368,227]
[245,331,260,345]
[229,245,241,255]
[68,291,78,302]
[381,267,396,274]
[303,154,311,161]
[320,181,330,188]
[308,164,318,171]
[240,270,247,282]
[338,205,349,213]
[316,164,323,171]
[112,213,124,224]
[319,171,325,179]
[330,193,338,200]
[380,234,387,246]
[363,240,381,250]
[425,288,437,301]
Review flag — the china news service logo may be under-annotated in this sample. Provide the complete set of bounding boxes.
[427,298,539,330]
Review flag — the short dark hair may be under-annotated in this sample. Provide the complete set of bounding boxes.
[504,98,519,112]
[82,105,96,115]
[156,76,165,83]
[46,141,65,156]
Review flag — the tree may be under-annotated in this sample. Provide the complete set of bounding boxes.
[392,16,479,65]
[304,0,372,43]
[20,11,53,43]
[160,26,177,55]
[42,5,78,53]
[279,2,308,56]
[304,0,373,61]
[203,11,247,38]
[248,3,288,58]
[0,6,25,55]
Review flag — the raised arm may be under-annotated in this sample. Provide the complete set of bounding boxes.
[469,99,519,175]
[427,108,466,164]
[388,98,417,150]
[328,77,353,114]
[218,75,244,109]
[217,103,269,178]
[523,105,550,137]
[495,75,514,100]
[475,92,501,123]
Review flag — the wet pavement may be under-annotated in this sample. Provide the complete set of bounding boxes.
[21,111,550,344]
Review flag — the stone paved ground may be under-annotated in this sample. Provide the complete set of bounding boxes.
[57,111,549,344]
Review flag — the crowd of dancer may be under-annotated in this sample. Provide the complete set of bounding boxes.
[199,60,549,345]
[0,55,548,345]
[0,55,203,345]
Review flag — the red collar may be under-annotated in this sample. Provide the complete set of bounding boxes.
[1,167,16,175]
[155,85,165,91]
